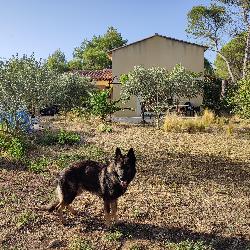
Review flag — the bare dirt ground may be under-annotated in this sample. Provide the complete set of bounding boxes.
[0,117,250,250]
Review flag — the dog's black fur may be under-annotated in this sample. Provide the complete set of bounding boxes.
[47,147,136,225]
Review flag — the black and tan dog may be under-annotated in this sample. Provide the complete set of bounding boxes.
[47,147,136,226]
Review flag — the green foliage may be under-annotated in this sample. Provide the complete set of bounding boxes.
[121,65,203,127]
[0,54,58,132]
[165,239,214,250]
[0,132,28,160]
[28,157,50,173]
[203,76,223,113]
[37,129,81,146]
[88,90,121,120]
[204,58,214,76]
[58,129,81,145]
[37,129,58,146]
[67,59,83,70]
[96,123,113,133]
[69,237,93,250]
[16,210,37,229]
[46,49,68,73]
[104,230,123,242]
[56,73,95,112]
[231,74,250,118]
[214,33,246,80]
[55,153,83,169]
[186,4,230,46]
[73,26,127,70]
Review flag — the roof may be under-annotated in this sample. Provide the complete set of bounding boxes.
[76,69,112,81]
[109,34,208,54]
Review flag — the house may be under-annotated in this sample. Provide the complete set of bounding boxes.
[109,33,207,117]
[77,69,112,90]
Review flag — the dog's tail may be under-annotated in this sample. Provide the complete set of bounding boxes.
[33,199,59,212]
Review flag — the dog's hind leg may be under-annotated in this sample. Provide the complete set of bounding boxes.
[110,199,118,223]
[56,202,66,224]
[104,201,111,227]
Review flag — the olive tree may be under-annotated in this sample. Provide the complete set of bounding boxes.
[56,72,95,112]
[0,54,58,132]
[121,65,203,128]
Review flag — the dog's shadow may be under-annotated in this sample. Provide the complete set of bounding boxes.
[65,215,250,250]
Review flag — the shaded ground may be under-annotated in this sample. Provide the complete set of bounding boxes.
[0,117,250,249]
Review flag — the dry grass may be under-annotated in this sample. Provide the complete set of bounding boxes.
[0,116,250,250]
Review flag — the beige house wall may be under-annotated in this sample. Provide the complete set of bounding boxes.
[112,35,205,117]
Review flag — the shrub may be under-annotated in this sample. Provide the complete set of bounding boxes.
[0,132,28,160]
[231,75,250,118]
[96,123,113,133]
[88,90,121,120]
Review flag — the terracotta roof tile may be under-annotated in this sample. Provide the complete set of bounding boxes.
[76,69,112,81]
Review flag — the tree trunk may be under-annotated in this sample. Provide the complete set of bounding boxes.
[217,52,235,83]
[243,26,250,78]
[220,79,228,100]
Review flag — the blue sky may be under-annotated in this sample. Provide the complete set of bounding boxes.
[0,0,214,63]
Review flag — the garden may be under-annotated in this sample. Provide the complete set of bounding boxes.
[1,0,250,247]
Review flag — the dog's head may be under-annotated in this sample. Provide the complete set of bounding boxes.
[114,147,136,189]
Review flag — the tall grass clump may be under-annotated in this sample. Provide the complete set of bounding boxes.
[163,109,216,133]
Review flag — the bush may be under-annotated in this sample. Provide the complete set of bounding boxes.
[0,132,28,160]
[231,75,250,118]
[88,90,121,120]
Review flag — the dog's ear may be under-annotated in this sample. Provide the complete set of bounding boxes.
[115,147,122,160]
[127,148,136,161]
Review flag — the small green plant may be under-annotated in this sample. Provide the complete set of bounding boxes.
[0,132,28,160]
[69,237,93,250]
[81,144,105,161]
[165,240,214,250]
[226,123,234,136]
[16,210,37,229]
[129,244,144,250]
[37,129,58,146]
[56,154,83,169]
[58,129,81,145]
[132,208,147,220]
[96,123,113,133]
[88,90,121,120]
[28,157,50,173]
[105,230,123,242]
[37,129,81,146]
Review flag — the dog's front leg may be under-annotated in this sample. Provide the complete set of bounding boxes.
[104,200,111,227]
[110,200,118,223]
